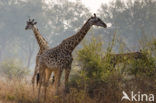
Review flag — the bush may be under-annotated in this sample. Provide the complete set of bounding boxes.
[77,37,113,81]
[0,59,29,79]
[70,36,156,103]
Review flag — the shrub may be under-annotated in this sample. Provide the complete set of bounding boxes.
[71,36,156,103]
[77,37,113,81]
[0,59,29,79]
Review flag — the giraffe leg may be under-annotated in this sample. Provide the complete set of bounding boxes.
[37,67,45,103]
[51,72,55,85]
[64,67,71,93]
[43,69,52,103]
[54,69,62,95]
[37,74,42,103]
[52,71,57,89]
[32,64,38,90]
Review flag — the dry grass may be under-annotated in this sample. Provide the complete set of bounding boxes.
[0,78,96,103]
[0,78,36,103]
[0,75,155,103]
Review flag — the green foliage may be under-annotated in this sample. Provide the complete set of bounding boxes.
[0,59,29,79]
[77,38,112,82]
[71,36,156,101]
[129,52,156,77]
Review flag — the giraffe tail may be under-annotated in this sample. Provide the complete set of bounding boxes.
[36,73,40,86]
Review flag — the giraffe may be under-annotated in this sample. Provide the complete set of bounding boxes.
[104,51,147,67]
[37,14,107,102]
[25,19,50,88]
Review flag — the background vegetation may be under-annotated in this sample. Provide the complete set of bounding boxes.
[0,0,156,103]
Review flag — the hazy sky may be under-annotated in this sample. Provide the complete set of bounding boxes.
[45,0,113,12]
[68,0,129,13]
[45,0,129,13]
[69,0,112,12]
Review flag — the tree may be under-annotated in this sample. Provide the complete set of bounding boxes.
[0,59,29,79]
[98,0,156,48]
[44,1,90,46]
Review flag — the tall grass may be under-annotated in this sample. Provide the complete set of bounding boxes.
[0,78,96,103]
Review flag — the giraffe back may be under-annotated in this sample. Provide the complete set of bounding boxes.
[39,45,73,70]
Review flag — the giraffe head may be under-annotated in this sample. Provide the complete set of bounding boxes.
[89,13,107,28]
[25,19,37,30]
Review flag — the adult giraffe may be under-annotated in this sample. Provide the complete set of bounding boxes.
[37,14,107,102]
[25,19,50,88]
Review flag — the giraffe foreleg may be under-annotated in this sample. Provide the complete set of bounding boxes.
[54,69,63,95]
[32,64,39,88]
[64,66,71,93]
[43,68,52,103]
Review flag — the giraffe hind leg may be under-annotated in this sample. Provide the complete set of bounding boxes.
[36,73,40,86]
[37,65,45,103]
[37,72,42,103]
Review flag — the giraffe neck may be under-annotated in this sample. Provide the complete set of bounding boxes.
[32,26,49,50]
[60,18,92,53]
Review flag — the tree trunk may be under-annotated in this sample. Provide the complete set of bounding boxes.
[26,42,35,69]
[0,50,2,62]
